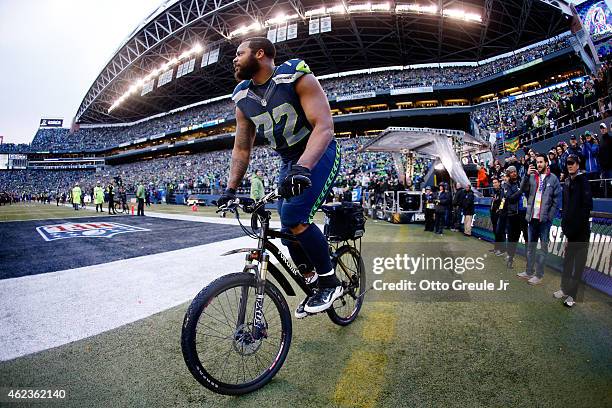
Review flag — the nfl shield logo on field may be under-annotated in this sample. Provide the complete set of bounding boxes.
[36,222,149,241]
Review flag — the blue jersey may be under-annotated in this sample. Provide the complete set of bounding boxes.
[232,59,314,162]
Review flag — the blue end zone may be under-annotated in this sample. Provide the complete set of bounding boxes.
[0,216,243,280]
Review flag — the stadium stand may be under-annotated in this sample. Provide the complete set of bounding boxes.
[0,35,576,154]
[472,60,611,147]
[0,138,434,201]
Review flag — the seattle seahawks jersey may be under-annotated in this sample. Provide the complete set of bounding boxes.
[232,59,314,162]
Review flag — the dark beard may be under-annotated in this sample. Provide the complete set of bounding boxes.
[234,55,259,81]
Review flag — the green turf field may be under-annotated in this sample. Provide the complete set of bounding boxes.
[0,203,110,222]
[0,204,611,407]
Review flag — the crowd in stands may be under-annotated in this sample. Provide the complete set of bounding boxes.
[472,59,611,148]
[26,99,235,152]
[0,36,574,154]
[323,36,571,98]
[0,137,436,203]
[470,119,612,199]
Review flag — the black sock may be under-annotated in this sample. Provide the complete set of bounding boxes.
[287,242,314,274]
[293,224,339,288]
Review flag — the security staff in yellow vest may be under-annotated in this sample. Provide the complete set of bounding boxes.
[94,181,105,213]
[71,183,81,211]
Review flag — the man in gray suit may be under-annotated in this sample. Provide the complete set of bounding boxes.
[518,153,561,285]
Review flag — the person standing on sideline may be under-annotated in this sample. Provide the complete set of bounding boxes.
[462,183,475,236]
[94,182,104,213]
[107,183,117,215]
[581,131,600,195]
[452,182,465,232]
[518,154,561,285]
[555,154,593,307]
[145,187,151,207]
[423,186,435,232]
[136,181,146,216]
[250,169,265,201]
[71,183,81,211]
[434,184,450,235]
[598,122,612,197]
[490,178,503,253]
[119,186,128,214]
[500,166,523,268]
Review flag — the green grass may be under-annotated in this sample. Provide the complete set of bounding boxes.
[0,203,110,222]
[0,205,611,407]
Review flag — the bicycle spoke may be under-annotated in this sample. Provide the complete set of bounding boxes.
[201,307,235,331]
[187,278,288,389]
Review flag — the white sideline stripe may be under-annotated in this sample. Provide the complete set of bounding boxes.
[0,235,291,362]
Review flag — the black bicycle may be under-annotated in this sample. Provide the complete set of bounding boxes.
[181,191,365,395]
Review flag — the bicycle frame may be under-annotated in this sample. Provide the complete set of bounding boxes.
[221,203,315,340]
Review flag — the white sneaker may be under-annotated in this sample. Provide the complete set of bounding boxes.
[294,297,309,319]
[527,276,542,285]
[303,286,343,314]
[564,296,575,307]
[553,290,567,299]
[516,271,531,280]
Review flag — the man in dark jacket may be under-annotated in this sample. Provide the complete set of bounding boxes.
[565,135,584,172]
[423,186,436,232]
[500,166,524,268]
[556,154,593,307]
[581,131,600,195]
[598,122,612,197]
[490,178,503,254]
[462,184,475,236]
[452,182,465,232]
[107,183,117,215]
[434,184,451,235]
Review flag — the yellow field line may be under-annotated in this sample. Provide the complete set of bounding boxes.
[332,304,399,408]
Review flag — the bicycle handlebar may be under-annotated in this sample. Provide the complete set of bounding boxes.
[216,190,280,214]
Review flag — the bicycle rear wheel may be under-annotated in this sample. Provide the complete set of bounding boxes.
[181,273,292,395]
[327,245,365,326]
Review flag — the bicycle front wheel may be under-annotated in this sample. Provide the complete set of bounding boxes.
[181,273,292,395]
[327,245,365,326]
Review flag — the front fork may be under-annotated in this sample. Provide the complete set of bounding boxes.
[236,251,269,341]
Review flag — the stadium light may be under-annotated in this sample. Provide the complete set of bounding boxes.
[305,7,326,17]
[229,21,263,38]
[371,3,391,12]
[395,4,438,15]
[347,4,372,13]
[326,5,346,14]
[265,13,299,26]
[191,43,203,54]
[443,8,482,23]
[109,42,204,113]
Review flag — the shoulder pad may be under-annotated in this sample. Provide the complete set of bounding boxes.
[274,59,312,84]
[232,80,250,103]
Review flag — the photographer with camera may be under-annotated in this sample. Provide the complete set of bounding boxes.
[517,153,560,285]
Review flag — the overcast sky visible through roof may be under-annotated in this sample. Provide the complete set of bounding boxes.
[0,0,163,145]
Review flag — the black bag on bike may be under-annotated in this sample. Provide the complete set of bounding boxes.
[321,202,366,241]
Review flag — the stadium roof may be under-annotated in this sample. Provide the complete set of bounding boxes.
[75,0,576,124]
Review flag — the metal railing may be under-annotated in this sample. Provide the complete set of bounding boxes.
[510,95,611,147]
[474,178,612,199]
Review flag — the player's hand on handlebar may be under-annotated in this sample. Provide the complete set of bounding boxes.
[215,188,236,211]
[279,165,312,198]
